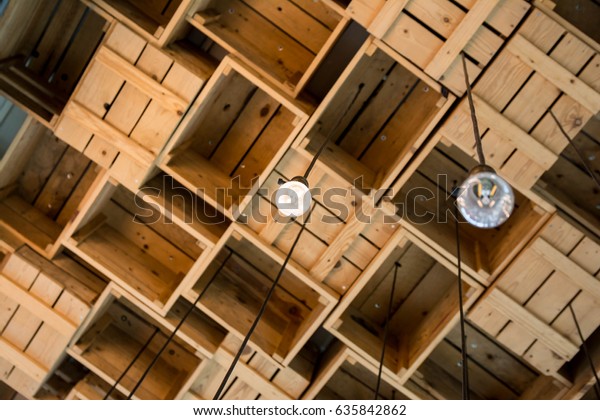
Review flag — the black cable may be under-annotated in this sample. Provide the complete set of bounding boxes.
[375,262,400,400]
[126,251,233,399]
[104,327,159,400]
[548,110,600,190]
[461,53,485,167]
[213,210,313,400]
[568,303,600,399]
[454,202,470,400]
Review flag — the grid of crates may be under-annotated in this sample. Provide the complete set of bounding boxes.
[0,0,599,400]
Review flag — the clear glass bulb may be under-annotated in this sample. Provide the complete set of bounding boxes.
[275,177,311,217]
[456,167,514,229]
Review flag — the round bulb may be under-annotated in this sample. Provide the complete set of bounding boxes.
[456,166,514,229]
[275,177,311,217]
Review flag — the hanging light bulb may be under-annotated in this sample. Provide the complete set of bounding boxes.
[456,165,514,228]
[275,176,311,217]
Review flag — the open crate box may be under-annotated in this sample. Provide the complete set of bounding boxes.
[404,320,542,400]
[0,114,104,257]
[294,37,454,195]
[324,225,481,383]
[64,175,210,315]
[0,0,108,125]
[184,225,337,365]
[183,334,312,400]
[188,0,350,96]
[303,341,415,400]
[391,138,551,285]
[68,284,225,400]
[160,56,309,219]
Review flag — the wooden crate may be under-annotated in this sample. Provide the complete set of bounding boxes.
[404,320,545,400]
[187,0,350,96]
[64,175,211,315]
[440,3,600,194]
[535,114,600,238]
[348,0,530,96]
[88,0,199,47]
[0,246,106,399]
[55,22,216,192]
[184,224,337,365]
[241,146,400,297]
[294,37,454,195]
[183,334,311,400]
[0,116,104,258]
[390,139,552,285]
[324,225,482,383]
[303,341,416,400]
[0,0,108,125]
[65,373,126,400]
[469,213,600,378]
[160,56,309,219]
[67,284,219,399]
[137,171,232,247]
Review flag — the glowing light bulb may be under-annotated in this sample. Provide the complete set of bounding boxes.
[456,165,514,228]
[275,176,311,217]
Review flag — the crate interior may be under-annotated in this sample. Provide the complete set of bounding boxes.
[407,321,540,400]
[0,0,107,121]
[164,66,299,212]
[70,183,205,309]
[189,231,325,362]
[315,358,408,400]
[0,116,100,254]
[97,0,184,38]
[139,172,231,246]
[70,294,202,400]
[303,45,445,192]
[394,142,547,280]
[535,116,600,236]
[333,237,475,376]
[190,0,344,92]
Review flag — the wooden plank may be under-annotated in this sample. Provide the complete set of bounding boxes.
[63,101,154,164]
[425,0,500,80]
[0,275,76,337]
[367,0,409,38]
[486,289,578,359]
[0,337,47,382]
[530,237,600,302]
[472,93,557,170]
[506,34,600,114]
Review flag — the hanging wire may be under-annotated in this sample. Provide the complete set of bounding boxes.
[568,303,600,399]
[213,209,314,400]
[103,327,160,400]
[126,251,233,399]
[453,197,470,400]
[374,262,400,399]
[548,110,600,190]
[461,53,486,167]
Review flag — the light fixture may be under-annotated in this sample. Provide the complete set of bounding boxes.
[275,176,311,217]
[456,53,514,229]
[456,165,514,228]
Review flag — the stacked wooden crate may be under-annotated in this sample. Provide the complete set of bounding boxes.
[0,246,106,398]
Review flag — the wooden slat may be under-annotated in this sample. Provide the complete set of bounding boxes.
[0,337,47,382]
[486,289,578,360]
[425,0,500,79]
[367,0,409,38]
[530,238,600,302]
[506,34,600,114]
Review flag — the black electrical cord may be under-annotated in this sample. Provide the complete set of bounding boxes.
[126,251,233,399]
[461,53,486,167]
[548,110,600,190]
[213,209,313,400]
[374,262,400,399]
[454,200,470,400]
[103,326,160,400]
[568,303,600,399]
